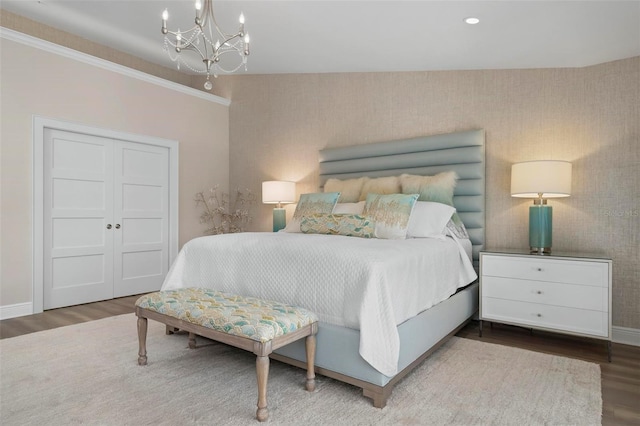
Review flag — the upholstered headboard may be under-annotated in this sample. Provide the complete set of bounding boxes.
[318,129,485,265]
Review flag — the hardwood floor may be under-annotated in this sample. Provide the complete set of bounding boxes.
[0,295,140,339]
[1,299,639,425]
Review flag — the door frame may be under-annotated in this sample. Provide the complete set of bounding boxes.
[33,116,179,314]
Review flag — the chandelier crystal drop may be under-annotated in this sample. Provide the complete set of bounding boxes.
[161,0,250,90]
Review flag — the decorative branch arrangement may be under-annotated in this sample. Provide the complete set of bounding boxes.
[195,185,257,235]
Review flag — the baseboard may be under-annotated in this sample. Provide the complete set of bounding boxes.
[0,302,33,320]
[612,326,640,347]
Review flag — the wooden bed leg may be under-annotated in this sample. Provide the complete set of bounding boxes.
[137,316,148,366]
[255,355,269,422]
[188,332,196,349]
[305,334,316,392]
[363,387,388,409]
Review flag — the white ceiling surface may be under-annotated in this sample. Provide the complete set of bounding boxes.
[2,1,639,75]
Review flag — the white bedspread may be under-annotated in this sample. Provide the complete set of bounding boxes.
[162,232,477,376]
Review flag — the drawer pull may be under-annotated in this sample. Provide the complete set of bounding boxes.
[536,313,542,317]
[536,290,543,295]
[535,267,543,272]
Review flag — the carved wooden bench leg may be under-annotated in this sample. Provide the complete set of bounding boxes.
[188,332,197,349]
[305,334,316,392]
[255,355,270,422]
[137,316,148,366]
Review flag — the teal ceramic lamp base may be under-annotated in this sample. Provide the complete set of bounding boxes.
[529,204,552,254]
[272,208,286,232]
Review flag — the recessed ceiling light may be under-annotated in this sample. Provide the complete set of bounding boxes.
[464,17,480,25]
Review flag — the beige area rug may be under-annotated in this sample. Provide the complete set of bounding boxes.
[0,314,601,425]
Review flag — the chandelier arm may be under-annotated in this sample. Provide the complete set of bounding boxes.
[173,55,209,74]
[166,34,243,66]
[166,35,210,62]
[218,33,244,49]
[164,26,200,38]
[215,48,246,59]
[164,38,205,61]
[182,44,208,61]
[197,29,243,53]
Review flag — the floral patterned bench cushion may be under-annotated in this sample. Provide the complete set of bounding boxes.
[136,288,318,343]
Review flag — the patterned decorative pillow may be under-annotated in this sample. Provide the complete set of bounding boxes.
[358,176,401,201]
[300,214,374,238]
[446,218,470,240]
[363,193,419,239]
[284,192,340,233]
[324,177,368,203]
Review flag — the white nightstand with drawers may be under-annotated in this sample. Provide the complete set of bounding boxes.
[479,250,612,361]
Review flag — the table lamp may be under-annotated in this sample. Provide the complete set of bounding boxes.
[262,181,296,232]
[511,160,572,254]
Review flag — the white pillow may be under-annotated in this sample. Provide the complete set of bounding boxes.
[407,201,456,239]
[333,201,365,214]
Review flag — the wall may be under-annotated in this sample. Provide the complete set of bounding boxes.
[1,9,638,332]
[0,37,230,309]
[215,58,640,330]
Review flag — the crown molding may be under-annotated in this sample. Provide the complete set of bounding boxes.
[0,27,231,107]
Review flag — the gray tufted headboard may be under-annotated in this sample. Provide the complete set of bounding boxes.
[318,129,485,265]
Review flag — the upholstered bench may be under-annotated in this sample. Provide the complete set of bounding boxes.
[135,287,318,422]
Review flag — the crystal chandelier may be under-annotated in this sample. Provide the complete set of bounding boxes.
[161,0,250,90]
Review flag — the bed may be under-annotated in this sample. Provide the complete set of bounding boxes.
[162,129,485,407]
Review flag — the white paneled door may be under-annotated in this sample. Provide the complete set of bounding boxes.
[113,141,169,297]
[43,129,169,309]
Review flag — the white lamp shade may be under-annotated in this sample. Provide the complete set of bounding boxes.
[262,181,296,204]
[511,160,572,198]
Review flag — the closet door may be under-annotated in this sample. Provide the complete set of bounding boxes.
[43,130,170,309]
[113,141,169,297]
[43,129,115,309]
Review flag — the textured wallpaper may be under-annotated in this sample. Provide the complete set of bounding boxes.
[3,10,638,330]
[214,58,639,329]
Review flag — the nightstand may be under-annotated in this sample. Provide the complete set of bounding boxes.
[479,249,612,361]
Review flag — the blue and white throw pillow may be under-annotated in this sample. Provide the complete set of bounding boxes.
[363,193,419,239]
[284,192,340,233]
[301,214,375,238]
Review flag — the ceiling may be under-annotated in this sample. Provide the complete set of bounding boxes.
[2,1,639,75]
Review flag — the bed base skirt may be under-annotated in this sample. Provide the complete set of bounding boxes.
[271,281,479,408]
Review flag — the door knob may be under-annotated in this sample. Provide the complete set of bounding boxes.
[106,224,112,229]
[115,224,121,229]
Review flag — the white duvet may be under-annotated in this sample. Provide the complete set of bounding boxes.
[161,232,477,376]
